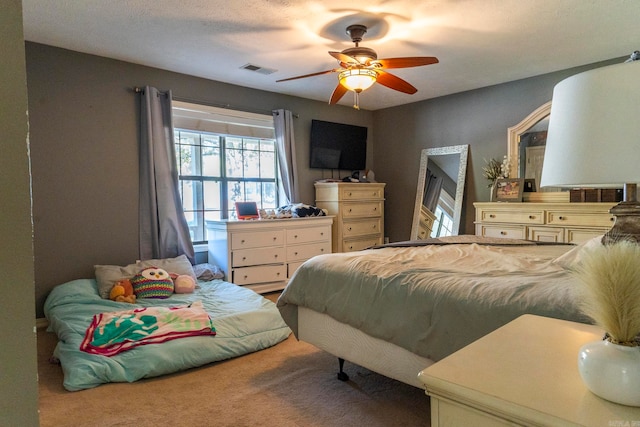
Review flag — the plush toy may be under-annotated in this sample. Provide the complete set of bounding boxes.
[131,266,174,298]
[109,279,136,303]
[173,274,196,294]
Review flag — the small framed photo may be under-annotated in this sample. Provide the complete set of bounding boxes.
[524,179,536,192]
[493,178,524,202]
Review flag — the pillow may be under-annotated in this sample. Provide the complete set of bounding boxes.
[277,203,327,218]
[193,263,225,281]
[131,267,174,298]
[552,235,604,269]
[95,254,196,299]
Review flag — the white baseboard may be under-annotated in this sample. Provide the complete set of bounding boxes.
[36,317,48,329]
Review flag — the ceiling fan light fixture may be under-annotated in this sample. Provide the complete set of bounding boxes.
[339,69,377,92]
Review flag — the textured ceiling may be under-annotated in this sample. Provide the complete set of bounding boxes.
[21,0,640,110]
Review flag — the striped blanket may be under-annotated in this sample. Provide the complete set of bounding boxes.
[80,301,216,356]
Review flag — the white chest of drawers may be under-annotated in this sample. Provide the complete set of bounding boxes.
[474,202,615,244]
[206,216,333,293]
[314,182,386,252]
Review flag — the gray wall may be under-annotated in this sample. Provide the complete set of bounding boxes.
[373,58,622,242]
[0,0,39,424]
[26,43,374,317]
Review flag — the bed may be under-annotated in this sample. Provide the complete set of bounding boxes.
[44,257,291,391]
[277,235,595,388]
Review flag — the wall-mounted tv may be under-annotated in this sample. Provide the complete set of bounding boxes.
[309,119,367,170]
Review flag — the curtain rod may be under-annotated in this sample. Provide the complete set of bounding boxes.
[133,87,298,118]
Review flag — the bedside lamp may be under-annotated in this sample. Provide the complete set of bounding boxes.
[540,57,640,244]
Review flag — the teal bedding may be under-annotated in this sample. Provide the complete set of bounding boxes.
[44,278,291,391]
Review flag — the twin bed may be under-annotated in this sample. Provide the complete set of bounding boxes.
[45,236,593,391]
[44,257,291,391]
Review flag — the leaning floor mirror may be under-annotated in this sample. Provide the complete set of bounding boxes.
[410,145,469,240]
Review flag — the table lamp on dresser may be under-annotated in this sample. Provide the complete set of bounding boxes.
[540,53,640,244]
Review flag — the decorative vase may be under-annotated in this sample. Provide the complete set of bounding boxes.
[489,182,496,202]
[578,339,640,406]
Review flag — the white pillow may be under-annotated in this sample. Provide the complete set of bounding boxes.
[552,235,604,269]
[95,254,196,299]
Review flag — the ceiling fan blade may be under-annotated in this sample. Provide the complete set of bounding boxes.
[276,69,338,83]
[329,83,348,104]
[329,51,359,65]
[375,70,418,94]
[374,57,439,69]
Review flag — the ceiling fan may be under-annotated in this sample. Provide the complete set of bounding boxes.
[276,24,439,109]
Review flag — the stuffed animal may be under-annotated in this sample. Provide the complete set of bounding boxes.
[173,274,196,294]
[131,266,174,298]
[109,279,136,303]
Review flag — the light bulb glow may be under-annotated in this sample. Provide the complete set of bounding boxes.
[339,69,377,92]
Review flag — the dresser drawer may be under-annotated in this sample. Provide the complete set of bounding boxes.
[476,224,526,239]
[565,227,610,244]
[232,247,285,267]
[343,236,381,252]
[478,209,543,224]
[546,210,615,227]
[230,230,284,250]
[286,241,331,261]
[232,264,286,285]
[286,226,331,244]
[528,226,564,243]
[341,187,384,201]
[342,201,383,218]
[342,218,381,237]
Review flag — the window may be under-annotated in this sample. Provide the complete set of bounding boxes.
[173,101,279,243]
[430,190,455,238]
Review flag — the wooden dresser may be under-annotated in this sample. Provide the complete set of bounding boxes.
[314,182,385,253]
[474,202,615,244]
[419,315,640,426]
[206,216,333,293]
[416,205,437,239]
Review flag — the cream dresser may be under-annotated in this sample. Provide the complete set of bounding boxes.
[314,182,385,252]
[206,216,333,293]
[474,202,615,244]
[419,315,640,426]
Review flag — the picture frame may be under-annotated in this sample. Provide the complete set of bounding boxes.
[493,178,524,202]
[523,178,536,192]
[234,201,259,220]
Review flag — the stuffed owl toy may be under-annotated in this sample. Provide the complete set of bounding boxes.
[131,266,174,299]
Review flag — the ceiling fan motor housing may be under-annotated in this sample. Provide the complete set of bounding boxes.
[341,46,377,63]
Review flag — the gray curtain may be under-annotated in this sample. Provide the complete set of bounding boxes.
[423,169,443,213]
[272,109,299,204]
[139,86,195,263]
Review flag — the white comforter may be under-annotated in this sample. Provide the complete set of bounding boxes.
[277,238,591,362]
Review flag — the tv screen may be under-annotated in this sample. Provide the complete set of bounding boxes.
[309,120,367,170]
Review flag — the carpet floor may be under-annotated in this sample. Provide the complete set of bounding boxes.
[37,294,431,427]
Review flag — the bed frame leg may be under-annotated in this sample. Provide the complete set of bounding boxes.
[337,357,349,381]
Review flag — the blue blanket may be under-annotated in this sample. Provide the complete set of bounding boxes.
[45,279,290,391]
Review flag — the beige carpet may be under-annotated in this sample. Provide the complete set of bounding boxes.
[37,295,431,427]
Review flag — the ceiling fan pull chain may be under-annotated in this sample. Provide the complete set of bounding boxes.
[353,91,360,110]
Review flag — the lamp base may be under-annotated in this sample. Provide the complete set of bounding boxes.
[602,201,640,245]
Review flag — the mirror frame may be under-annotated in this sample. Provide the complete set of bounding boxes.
[410,144,469,240]
[506,101,551,178]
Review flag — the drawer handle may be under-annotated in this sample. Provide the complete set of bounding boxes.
[500,231,507,235]
[373,207,377,211]
[320,248,324,252]
[320,232,324,236]
[610,217,615,222]
[294,252,298,256]
[273,237,277,240]
[276,272,280,276]
[528,215,535,219]
[489,214,496,218]
[242,256,246,261]
[294,235,298,239]
[558,216,566,220]
[244,275,248,279]
[349,208,352,212]
[348,227,352,231]
[241,239,245,243]
[274,254,278,258]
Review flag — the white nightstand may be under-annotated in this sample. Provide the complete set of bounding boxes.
[419,315,640,426]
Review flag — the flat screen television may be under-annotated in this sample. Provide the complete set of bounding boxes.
[309,119,367,170]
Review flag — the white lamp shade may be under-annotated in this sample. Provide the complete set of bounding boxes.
[540,60,640,188]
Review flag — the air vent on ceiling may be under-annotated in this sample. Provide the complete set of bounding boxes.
[240,64,278,75]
